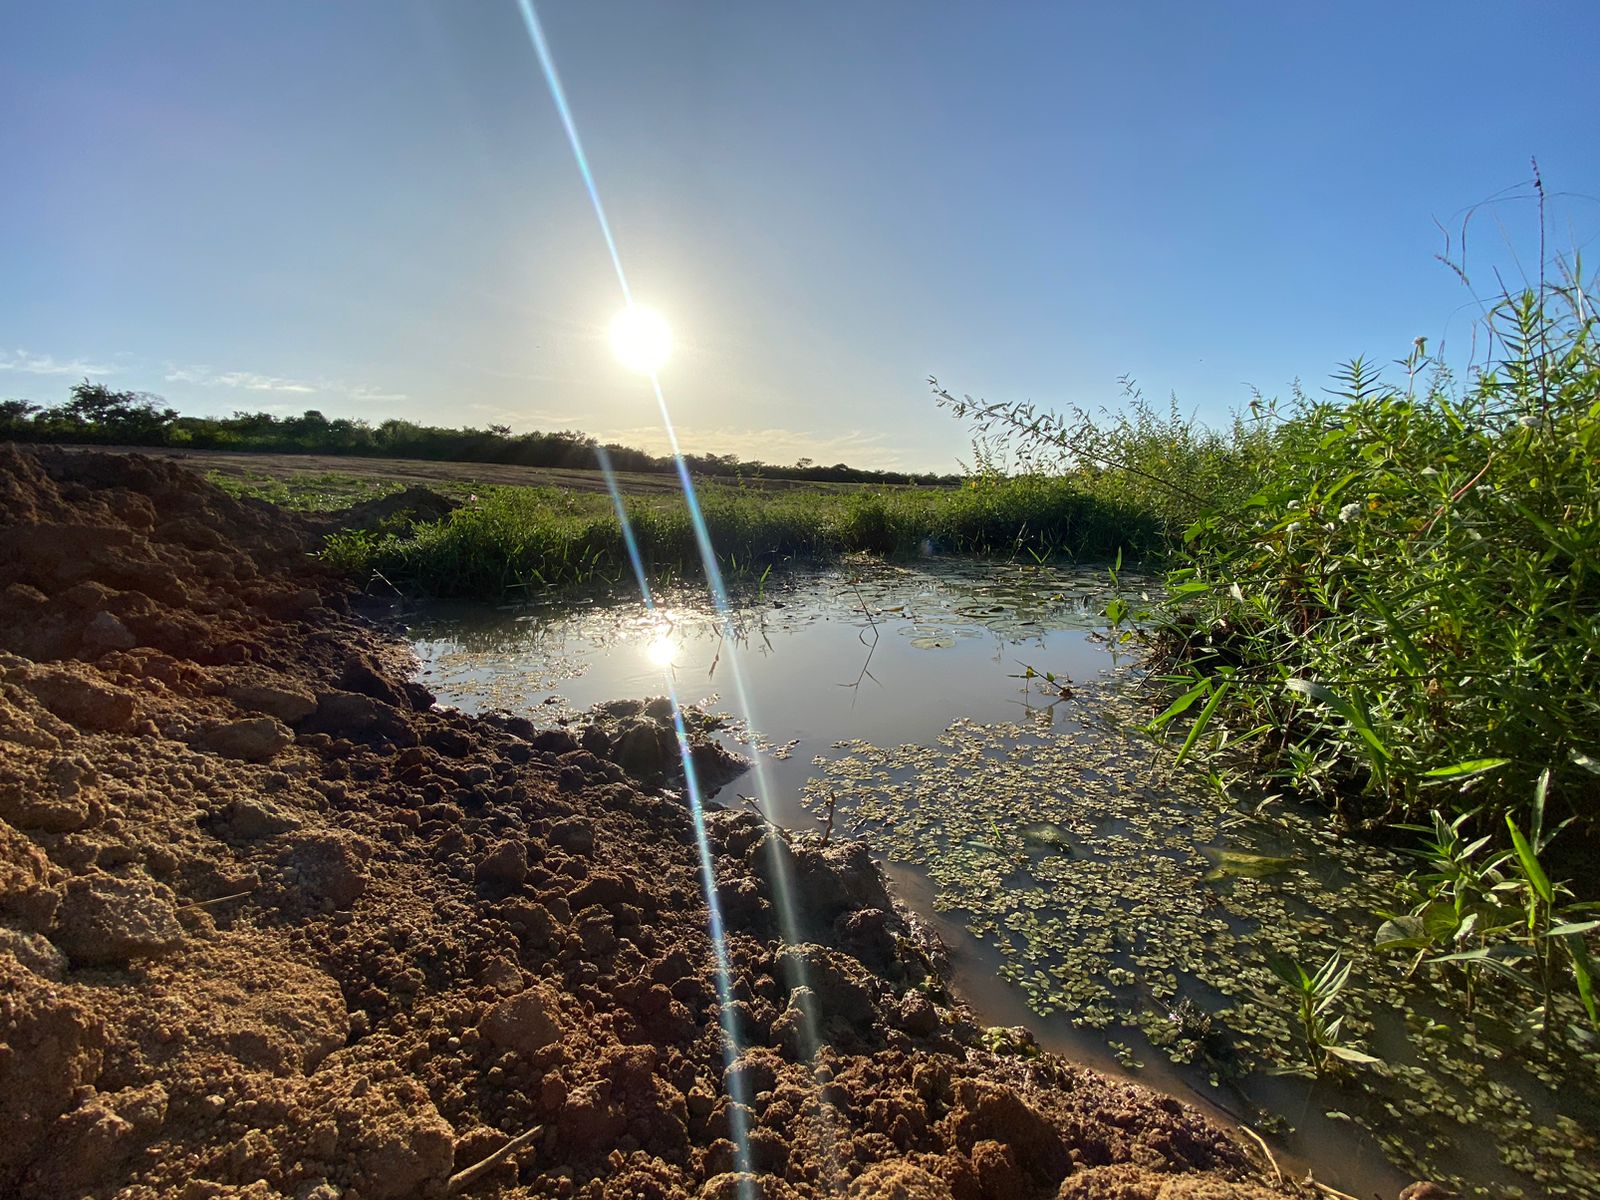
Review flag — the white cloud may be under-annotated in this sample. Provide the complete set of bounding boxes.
[164,366,407,404]
[1,350,410,410]
[0,348,115,377]
[342,384,411,404]
[164,365,317,393]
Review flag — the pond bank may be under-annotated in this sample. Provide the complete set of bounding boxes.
[0,446,1293,1199]
[408,559,1600,1199]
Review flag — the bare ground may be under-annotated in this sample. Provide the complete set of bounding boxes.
[0,445,1300,1200]
[43,443,886,496]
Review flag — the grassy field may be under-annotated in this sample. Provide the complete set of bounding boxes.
[179,448,1163,597]
[50,442,898,497]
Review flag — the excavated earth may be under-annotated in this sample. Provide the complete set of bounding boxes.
[0,445,1295,1200]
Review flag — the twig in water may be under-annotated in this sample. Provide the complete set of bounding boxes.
[367,568,403,597]
[848,576,880,634]
[1236,1123,1282,1186]
[447,1124,543,1194]
[839,632,882,700]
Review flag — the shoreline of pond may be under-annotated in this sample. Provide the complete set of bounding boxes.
[402,562,1600,1198]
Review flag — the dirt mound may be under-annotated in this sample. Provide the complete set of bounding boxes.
[0,445,1289,1199]
[314,486,462,536]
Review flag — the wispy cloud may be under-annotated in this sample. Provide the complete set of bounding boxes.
[164,365,317,394]
[1,349,409,408]
[165,365,407,404]
[0,348,115,377]
[342,383,410,404]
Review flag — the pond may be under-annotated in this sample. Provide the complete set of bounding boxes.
[405,558,1600,1200]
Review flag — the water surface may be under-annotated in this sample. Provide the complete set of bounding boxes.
[407,559,1598,1200]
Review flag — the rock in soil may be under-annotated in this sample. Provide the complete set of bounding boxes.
[0,446,1299,1200]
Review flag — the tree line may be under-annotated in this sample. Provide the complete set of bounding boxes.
[0,381,954,486]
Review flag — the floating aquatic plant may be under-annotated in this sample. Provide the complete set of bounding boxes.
[802,692,1600,1197]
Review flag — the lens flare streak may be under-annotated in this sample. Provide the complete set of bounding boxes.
[591,446,755,1173]
[513,0,630,304]
[517,6,841,1189]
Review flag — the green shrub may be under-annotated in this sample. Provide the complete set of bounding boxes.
[1147,277,1600,837]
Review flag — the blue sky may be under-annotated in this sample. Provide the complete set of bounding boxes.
[4,2,1597,471]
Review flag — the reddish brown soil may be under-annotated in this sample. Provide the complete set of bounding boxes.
[0,445,1293,1200]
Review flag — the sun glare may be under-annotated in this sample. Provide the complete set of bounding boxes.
[645,632,677,668]
[609,304,672,374]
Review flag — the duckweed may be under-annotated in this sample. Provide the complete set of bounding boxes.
[800,687,1600,1197]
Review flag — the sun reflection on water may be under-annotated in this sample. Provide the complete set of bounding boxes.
[645,630,677,668]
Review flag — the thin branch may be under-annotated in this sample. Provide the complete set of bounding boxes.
[1236,1123,1282,1186]
[176,888,255,912]
[447,1125,544,1195]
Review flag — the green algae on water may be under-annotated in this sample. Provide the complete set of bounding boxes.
[800,686,1600,1198]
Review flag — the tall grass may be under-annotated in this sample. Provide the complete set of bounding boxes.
[323,475,1161,598]
[1146,275,1600,840]
[930,375,1278,543]
[943,252,1600,1030]
[937,244,1599,841]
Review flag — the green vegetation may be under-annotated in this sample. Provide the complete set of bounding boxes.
[1140,293,1600,838]
[319,474,1161,597]
[930,374,1277,545]
[947,245,1600,1064]
[207,468,409,511]
[951,263,1599,824]
[1266,952,1378,1077]
[1379,774,1600,1041]
[0,382,950,486]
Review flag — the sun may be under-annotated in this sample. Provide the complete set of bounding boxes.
[609,304,672,374]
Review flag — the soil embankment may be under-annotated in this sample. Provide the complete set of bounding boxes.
[0,445,1287,1200]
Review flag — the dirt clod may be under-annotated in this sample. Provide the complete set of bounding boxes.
[24,666,140,731]
[197,716,294,762]
[52,873,185,966]
[226,681,318,723]
[480,986,563,1055]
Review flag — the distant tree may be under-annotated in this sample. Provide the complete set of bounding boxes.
[13,381,938,484]
[0,398,42,439]
[282,410,330,443]
[226,409,280,437]
[59,380,178,440]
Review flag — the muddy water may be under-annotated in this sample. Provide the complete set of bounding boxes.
[406,559,1599,1200]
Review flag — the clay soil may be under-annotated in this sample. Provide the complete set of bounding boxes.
[0,445,1292,1200]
